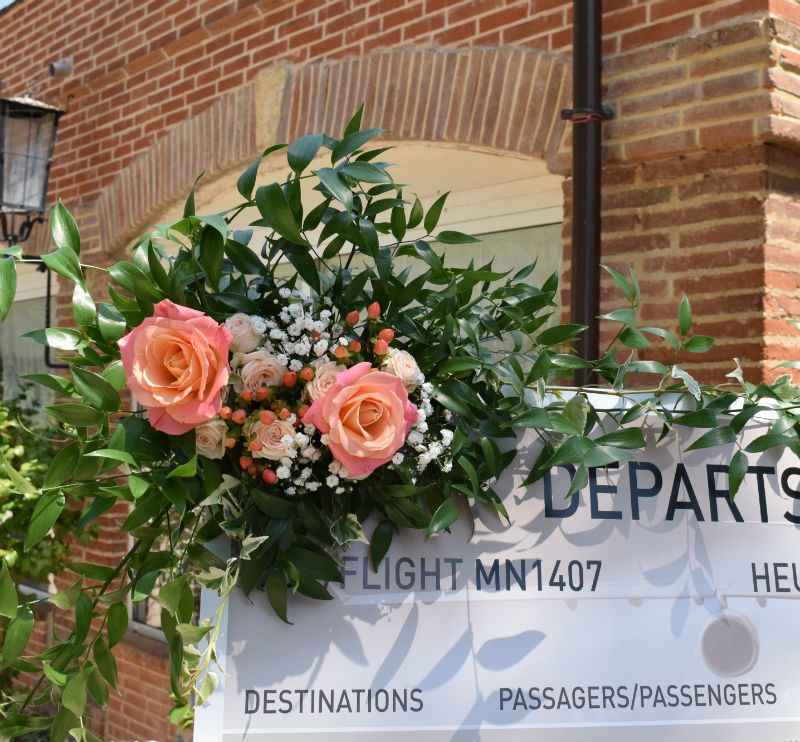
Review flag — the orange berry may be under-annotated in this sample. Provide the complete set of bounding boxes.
[279,407,291,420]
[239,389,253,402]
[334,345,349,359]
[283,371,297,388]
[259,410,276,424]
[298,403,310,419]
[374,338,389,356]
[300,367,315,381]
[247,465,258,477]
[219,406,232,420]
[255,387,270,401]
[378,328,395,343]
[225,437,237,449]
[239,455,254,469]
[262,469,277,485]
[232,409,247,425]
[345,310,359,325]
[367,301,381,320]
[349,339,362,353]
[250,440,263,451]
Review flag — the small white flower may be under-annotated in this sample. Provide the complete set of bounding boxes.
[303,424,316,436]
[392,453,404,466]
[407,431,423,446]
[313,340,328,356]
[326,475,339,487]
[441,428,454,444]
[279,288,291,298]
[320,434,330,445]
[276,466,291,479]
[328,460,342,474]
[289,359,303,372]
[286,486,297,495]
[442,460,453,473]
[416,421,429,433]
[307,481,321,491]
[301,446,316,459]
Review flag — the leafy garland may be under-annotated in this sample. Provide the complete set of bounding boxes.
[0,109,797,740]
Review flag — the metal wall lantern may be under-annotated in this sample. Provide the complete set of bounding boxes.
[0,95,63,245]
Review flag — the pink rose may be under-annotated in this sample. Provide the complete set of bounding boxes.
[244,419,296,460]
[303,362,418,478]
[237,350,286,392]
[118,299,232,435]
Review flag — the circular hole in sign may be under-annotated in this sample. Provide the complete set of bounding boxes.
[701,613,759,678]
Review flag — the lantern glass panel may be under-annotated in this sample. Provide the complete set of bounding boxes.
[1,101,58,212]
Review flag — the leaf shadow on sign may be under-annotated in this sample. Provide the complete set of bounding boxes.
[371,603,419,688]
[475,629,545,671]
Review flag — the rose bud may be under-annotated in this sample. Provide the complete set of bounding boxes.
[349,339,362,353]
[231,409,247,425]
[262,468,278,485]
[250,440,263,452]
[279,407,291,420]
[378,328,395,343]
[345,310,360,325]
[367,302,381,320]
[225,437,237,449]
[298,403,310,419]
[239,389,253,402]
[283,371,298,388]
[219,406,232,420]
[374,338,389,356]
[259,409,276,424]
[300,366,315,382]
[239,455,254,469]
[333,345,349,359]
[247,465,258,477]
[255,387,270,401]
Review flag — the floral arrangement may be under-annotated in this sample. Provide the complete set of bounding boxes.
[0,109,796,740]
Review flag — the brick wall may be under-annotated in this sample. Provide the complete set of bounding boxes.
[3,0,800,739]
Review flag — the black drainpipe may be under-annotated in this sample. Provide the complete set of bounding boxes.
[562,0,611,385]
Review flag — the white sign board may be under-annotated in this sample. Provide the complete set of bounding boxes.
[196,423,800,741]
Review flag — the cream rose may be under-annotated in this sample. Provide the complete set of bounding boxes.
[225,313,265,353]
[382,349,424,391]
[245,419,297,460]
[238,350,286,392]
[305,361,346,401]
[195,419,228,460]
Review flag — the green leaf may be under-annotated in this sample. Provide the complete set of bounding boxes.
[108,261,162,303]
[86,666,109,707]
[340,161,392,184]
[537,324,585,345]
[51,202,81,254]
[369,520,393,571]
[20,372,73,394]
[62,667,91,717]
[563,395,589,436]
[66,562,117,580]
[44,403,105,427]
[602,264,635,304]
[684,335,714,353]
[176,622,212,644]
[283,547,341,582]
[0,257,17,322]
[296,574,333,601]
[627,360,667,374]
[107,602,129,648]
[93,637,118,689]
[343,104,364,137]
[288,133,324,174]
[72,366,121,412]
[1,607,33,668]
[166,454,197,479]
[620,326,651,349]
[594,428,646,449]
[97,304,127,343]
[686,425,736,451]
[250,490,294,519]
[424,191,449,234]
[156,576,187,617]
[436,230,479,244]
[199,226,224,290]
[25,490,65,549]
[43,247,84,287]
[426,496,459,538]
[50,707,78,742]
[0,561,17,618]
[23,327,84,351]
[728,449,748,497]
[510,408,551,428]
[390,204,406,242]
[331,128,382,163]
[225,238,264,275]
[678,294,692,336]
[600,307,635,325]
[0,447,36,495]
[565,464,588,499]
[72,283,96,327]
[42,661,68,687]
[184,172,202,218]
[265,570,290,624]
[745,433,795,453]
[283,244,321,295]
[671,365,701,400]
[316,167,353,211]
[407,196,423,229]
[255,183,309,246]
[44,442,81,488]
[83,449,138,467]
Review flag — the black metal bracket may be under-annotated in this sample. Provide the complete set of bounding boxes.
[560,104,616,123]
[1,212,45,246]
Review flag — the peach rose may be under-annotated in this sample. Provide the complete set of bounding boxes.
[382,348,424,391]
[238,350,286,392]
[226,313,265,353]
[245,419,297,460]
[118,299,232,435]
[196,419,228,460]
[304,361,346,401]
[303,362,418,478]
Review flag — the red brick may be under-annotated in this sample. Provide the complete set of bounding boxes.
[620,14,694,52]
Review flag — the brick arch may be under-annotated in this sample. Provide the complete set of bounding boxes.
[95,46,571,256]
